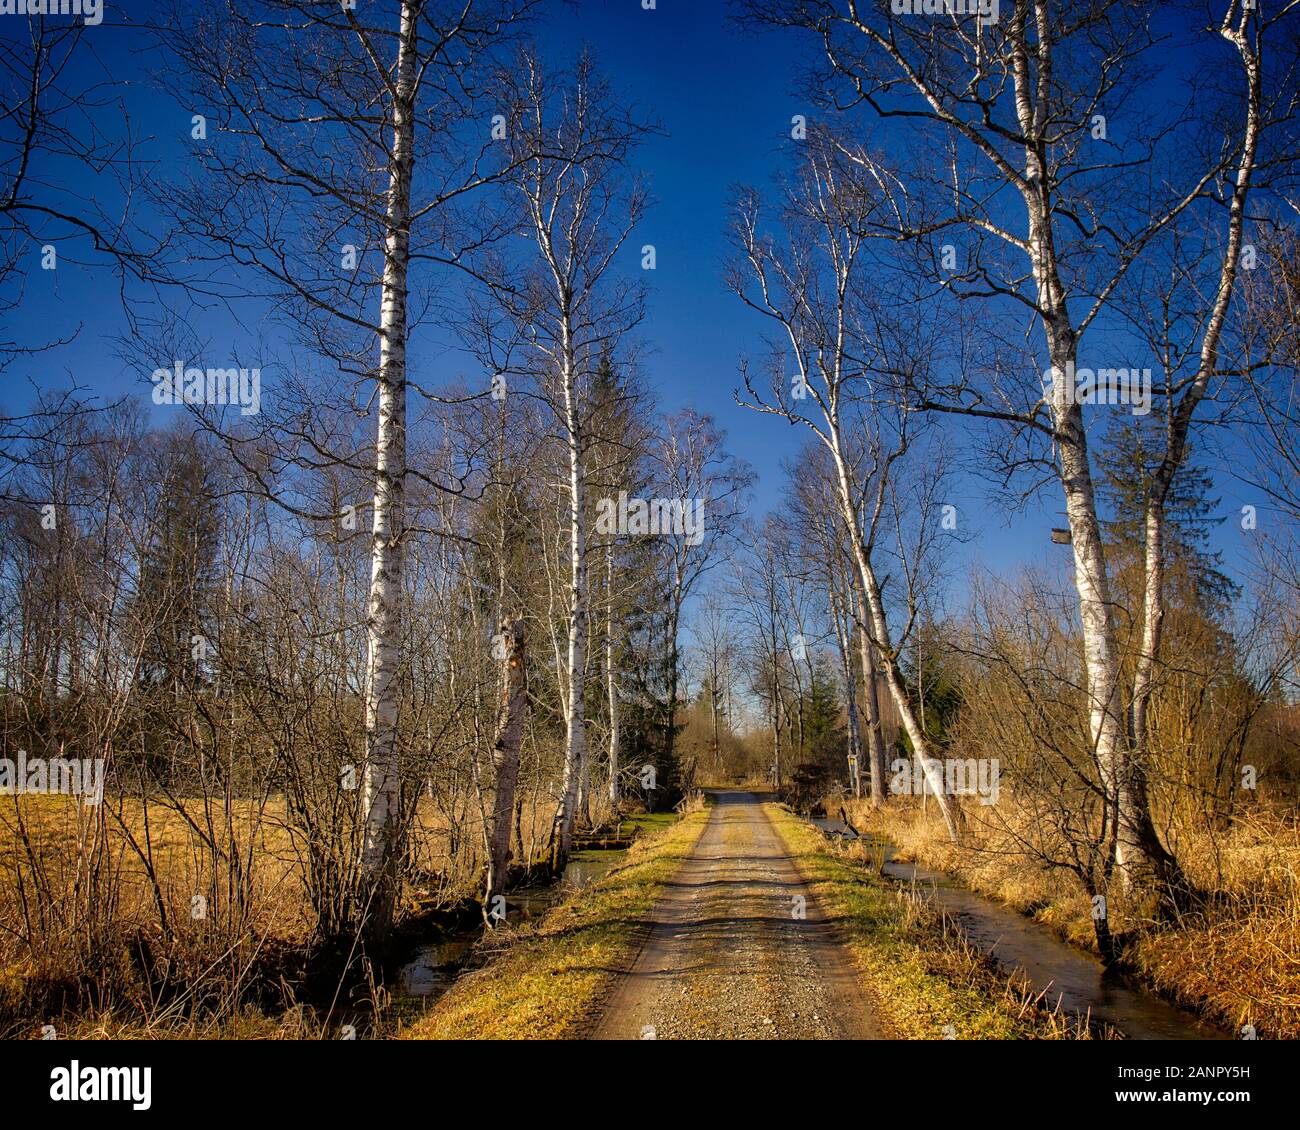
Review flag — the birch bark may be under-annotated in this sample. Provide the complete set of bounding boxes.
[358,0,418,930]
[551,331,588,863]
[605,543,621,806]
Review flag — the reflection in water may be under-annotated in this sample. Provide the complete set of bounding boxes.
[399,939,473,998]
[812,818,1221,1040]
[398,850,623,1000]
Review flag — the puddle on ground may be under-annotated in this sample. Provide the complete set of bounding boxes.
[398,849,626,1000]
[399,939,474,998]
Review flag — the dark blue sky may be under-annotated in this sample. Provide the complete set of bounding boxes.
[4,0,1264,612]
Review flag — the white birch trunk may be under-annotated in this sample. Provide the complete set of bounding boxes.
[551,336,588,864]
[828,447,960,839]
[1008,9,1141,880]
[830,584,864,799]
[854,602,888,807]
[1128,19,1258,900]
[605,543,620,806]
[358,1,417,931]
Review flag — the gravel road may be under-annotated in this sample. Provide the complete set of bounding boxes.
[590,790,887,1040]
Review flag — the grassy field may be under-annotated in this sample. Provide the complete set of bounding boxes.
[0,790,558,1037]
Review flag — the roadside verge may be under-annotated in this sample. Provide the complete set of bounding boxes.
[400,807,709,1040]
[768,804,1095,1039]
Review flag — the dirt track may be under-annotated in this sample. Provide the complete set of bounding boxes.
[591,791,885,1040]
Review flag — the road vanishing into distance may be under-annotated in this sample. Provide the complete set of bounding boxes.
[592,791,886,1040]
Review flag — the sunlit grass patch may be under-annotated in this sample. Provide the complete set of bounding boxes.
[768,804,1091,1040]
[400,806,709,1040]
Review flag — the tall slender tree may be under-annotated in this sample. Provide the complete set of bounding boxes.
[159,0,531,940]
[479,48,649,862]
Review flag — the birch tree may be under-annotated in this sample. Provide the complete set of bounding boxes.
[794,448,872,800]
[745,0,1297,902]
[729,139,962,839]
[158,0,529,940]
[481,48,649,862]
[485,616,527,909]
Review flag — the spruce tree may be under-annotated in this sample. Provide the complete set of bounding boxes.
[1099,417,1237,616]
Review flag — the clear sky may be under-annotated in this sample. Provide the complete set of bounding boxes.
[4,0,1264,613]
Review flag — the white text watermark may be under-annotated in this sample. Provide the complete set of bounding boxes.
[0,0,102,25]
[594,491,705,546]
[0,751,104,804]
[50,1061,150,1111]
[1042,360,1151,417]
[891,756,1000,806]
[151,361,261,416]
[891,0,999,27]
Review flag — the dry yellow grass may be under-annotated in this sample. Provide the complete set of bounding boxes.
[0,790,559,1036]
[836,793,1300,1038]
[0,793,312,935]
[0,791,560,931]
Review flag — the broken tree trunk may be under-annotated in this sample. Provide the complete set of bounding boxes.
[486,617,528,915]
